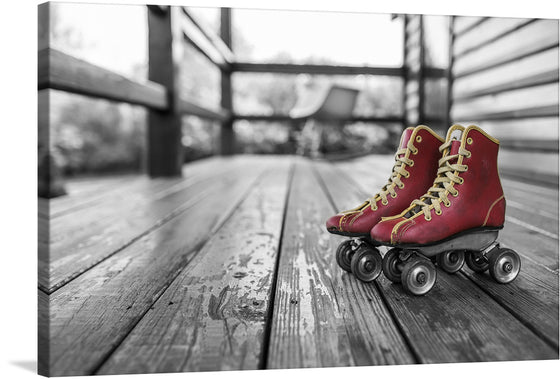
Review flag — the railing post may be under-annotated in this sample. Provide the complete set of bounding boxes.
[147,6,183,176]
[219,8,235,155]
[38,2,67,198]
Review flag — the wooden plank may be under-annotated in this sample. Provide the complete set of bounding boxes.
[38,48,167,110]
[147,6,184,176]
[322,161,557,362]
[452,83,559,120]
[47,176,146,218]
[453,47,558,98]
[267,161,414,368]
[98,161,292,374]
[460,260,559,347]
[499,138,559,153]
[178,8,230,70]
[45,158,267,376]
[453,19,559,78]
[178,97,230,121]
[456,68,559,102]
[231,62,404,77]
[454,18,533,56]
[182,7,234,63]
[43,160,253,293]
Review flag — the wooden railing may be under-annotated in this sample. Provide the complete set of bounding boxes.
[38,4,448,183]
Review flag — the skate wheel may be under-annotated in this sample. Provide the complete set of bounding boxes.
[436,250,465,274]
[401,257,437,296]
[350,245,382,282]
[382,248,403,283]
[335,240,354,272]
[465,251,489,273]
[488,247,521,284]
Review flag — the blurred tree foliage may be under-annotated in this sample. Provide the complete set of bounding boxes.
[51,92,146,175]
[49,6,415,176]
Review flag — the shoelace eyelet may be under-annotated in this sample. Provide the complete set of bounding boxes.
[444,201,451,207]
[409,160,414,167]
[382,199,388,206]
[435,209,442,215]
[425,215,432,221]
[390,192,397,198]
[458,178,464,185]
[398,183,405,189]
[452,191,459,197]
[416,136,422,143]
[467,137,473,145]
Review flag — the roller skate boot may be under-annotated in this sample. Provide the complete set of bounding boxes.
[371,124,521,295]
[326,125,444,282]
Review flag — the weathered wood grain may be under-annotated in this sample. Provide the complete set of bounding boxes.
[453,48,559,99]
[321,160,558,362]
[43,160,256,293]
[452,83,558,120]
[98,162,292,374]
[46,160,266,376]
[461,257,559,348]
[39,48,168,109]
[48,157,223,218]
[454,17,532,56]
[453,19,559,77]
[267,161,414,369]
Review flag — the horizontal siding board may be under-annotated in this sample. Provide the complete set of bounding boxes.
[453,16,488,36]
[454,17,533,56]
[453,19,559,78]
[455,69,559,101]
[453,47,559,99]
[464,117,559,142]
[451,83,559,120]
[499,139,559,152]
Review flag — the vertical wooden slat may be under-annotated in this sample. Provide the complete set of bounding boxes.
[418,15,426,124]
[220,8,235,155]
[402,14,409,129]
[147,6,183,176]
[446,16,456,127]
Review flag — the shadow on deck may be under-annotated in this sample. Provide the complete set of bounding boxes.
[39,155,559,376]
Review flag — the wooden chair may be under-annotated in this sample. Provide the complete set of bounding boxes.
[289,84,360,157]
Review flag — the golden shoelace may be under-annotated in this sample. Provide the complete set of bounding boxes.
[409,139,470,220]
[364,138,418,211]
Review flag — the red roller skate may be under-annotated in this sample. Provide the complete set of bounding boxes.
[326,125,444,282]
[371,124,521,295]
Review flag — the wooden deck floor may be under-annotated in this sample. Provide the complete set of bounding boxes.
[39,155,559,376]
